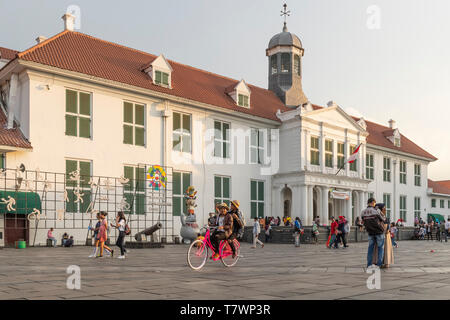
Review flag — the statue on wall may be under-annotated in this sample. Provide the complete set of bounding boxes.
[179,186,200,244]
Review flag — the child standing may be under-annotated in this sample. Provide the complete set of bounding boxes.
[312,222,319,244]
[390,222,398,248]
[88,212,102,258]
[97,211,114,258]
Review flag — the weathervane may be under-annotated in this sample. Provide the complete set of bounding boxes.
[280,3,291,31]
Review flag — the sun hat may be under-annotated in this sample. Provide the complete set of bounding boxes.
[231,200,240,209]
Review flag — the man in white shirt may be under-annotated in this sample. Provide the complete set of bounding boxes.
[444,218,450,242]
[252,217,264,249]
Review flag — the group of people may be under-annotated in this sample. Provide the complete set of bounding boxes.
[327,216,350,249]
[88,211,129,259]
[414,217,450,242]
[208,200,245,260]
[46,228,73,247]
[361,197,396,268]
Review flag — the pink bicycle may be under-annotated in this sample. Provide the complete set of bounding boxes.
[187,227,241,270]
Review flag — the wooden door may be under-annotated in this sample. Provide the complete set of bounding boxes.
[4,214,28,247]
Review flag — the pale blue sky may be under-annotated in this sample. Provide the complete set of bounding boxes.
[1,0,449,179]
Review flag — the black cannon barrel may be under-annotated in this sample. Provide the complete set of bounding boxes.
[134,223,162,241]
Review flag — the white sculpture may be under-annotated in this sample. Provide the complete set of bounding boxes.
[1,196,16,211]
[64,190,69,202]
[88,178,98,188]
[69,169,82,182]
[35,167,44,181]
[56,209,65,221]
[118,175,130,185]
[102,178,115,191]
[23,179,34,192]
[118,198,131,211]
[73,188,84,203]
[43,180,53,191]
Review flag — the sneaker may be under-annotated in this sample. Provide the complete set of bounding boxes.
[212,253,220,261]
[261,244,264,248]
[88,254,95,258]
[118,255,125,259]
[96,255,103,258]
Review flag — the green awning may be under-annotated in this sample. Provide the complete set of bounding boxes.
[428,213,445,223]
[0,191,42,214]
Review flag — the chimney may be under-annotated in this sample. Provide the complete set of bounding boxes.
[327,100,337,108]
[62,13,75,31]
[389,119,396,129]
[35,36,47,44]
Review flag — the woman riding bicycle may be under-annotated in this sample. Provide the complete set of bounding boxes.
[211,202,233,260]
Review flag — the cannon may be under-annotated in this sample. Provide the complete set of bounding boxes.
[134,222,162,241]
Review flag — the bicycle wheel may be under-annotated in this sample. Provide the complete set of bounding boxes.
[220,240,240,267]
[187,240,208,270]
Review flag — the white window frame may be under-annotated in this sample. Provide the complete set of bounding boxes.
[65,88,92,139]
[172,112,192,153]
[213,120,231,159]
[399,160,407,184]
[383,193,391,218]
[414,197,421,219]
[414,164,421,186]
[310,136,320,166]
[214,175,231,206]
[237,93,249,107]
[366,153,374,180]
[383,157,391,182]
[400,195,407,222]
[251,179,265,218]
[325,139,333,168]
[123,101,146,147]
[250,128,265,164]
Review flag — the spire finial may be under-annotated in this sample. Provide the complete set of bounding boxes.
[280,3,291,32]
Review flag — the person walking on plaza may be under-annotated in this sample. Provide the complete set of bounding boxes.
[265,223,272,243]
[327,217,338,249]
[293,217,303,247]
[312,221,319,244]
[362,198,386,268]
[314,216,321,227]
[426,221,433,241]
[97,211,113,258]
[47,228,57,247]
[252,217,264,249]
[390,222,398,248]
[111,211,127,259]
[335,216,349,248]
[435,221,441,242]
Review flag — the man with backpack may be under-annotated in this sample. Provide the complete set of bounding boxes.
[361,197,386,268]
[228,200,244,258]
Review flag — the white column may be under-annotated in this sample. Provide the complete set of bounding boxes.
[344,129,349,176]
[291,184,301,220]
[300,185,308,224]
[347,190,353,224]
[321,186,329,225]
[272,185,283,218]
[333,140,338,171]
[304,130,310,171]
[359,190,366,219]
[320,124,325,173]
[308,185,314,225]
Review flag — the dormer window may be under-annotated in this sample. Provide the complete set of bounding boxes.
[238,94,249,107]
[155,71,169,86]
[143,54,173,89]
[394,137,401,147]
[225,79,251,108]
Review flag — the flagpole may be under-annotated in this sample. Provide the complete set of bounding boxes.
[335,142,362,176]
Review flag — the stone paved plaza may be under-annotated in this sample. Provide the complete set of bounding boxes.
[1,240,450,300]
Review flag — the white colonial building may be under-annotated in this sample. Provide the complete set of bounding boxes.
[0,14,442,246]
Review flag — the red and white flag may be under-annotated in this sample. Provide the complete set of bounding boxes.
[347,144,361,163]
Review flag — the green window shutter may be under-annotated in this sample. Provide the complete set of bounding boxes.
[182,114,191,134]
[173,172,181,196]
[251,202,257,219]
[258,202,264,218]
[251,180,257,201]
[214,140,221,157]
[79,92,91,116]
[124,102,133,124]
[136,194,146,214]
[135,127,145,146]
[135,104,145,126]
[124,166,134,192]
[182,173,191,196]
[0,154,4,169]
[79,117,91,138]
[258,181,264,201]
[79,161,91,188]
[155,71,162,84]
[66,160,78,188]
[162,72,169,85]
[136,167,145,192]
[173,112,181,131]
[66,188,77,213]
[172,196,181,216]
[214,176,221,198]
[65,115,77,136]
[66,90,77,113]
[80,190,92,213]
[123,125,133,144]
[222,177,230,199]
[222,122,229,142]
[238,94,243,106]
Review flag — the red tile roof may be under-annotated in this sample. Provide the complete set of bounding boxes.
[0,109,32,149]
[312,104,436,161]
[8,31,437,160]
[17,31,290,121]
[428,179,450,195]
[0,47,18,60]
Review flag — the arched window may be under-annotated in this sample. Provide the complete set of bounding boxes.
[281,53,290,73]
[294,55,301,76]
[271,55,277,74]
